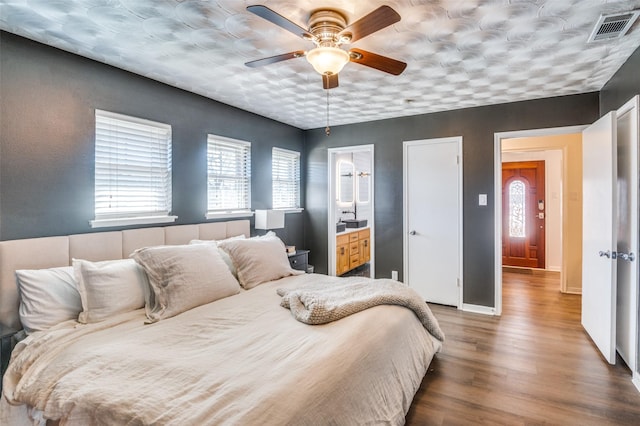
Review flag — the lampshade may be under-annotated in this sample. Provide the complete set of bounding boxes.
[306,46,350,75]
[255,209,285,230]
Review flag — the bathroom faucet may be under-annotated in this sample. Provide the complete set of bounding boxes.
[341,203,357,220]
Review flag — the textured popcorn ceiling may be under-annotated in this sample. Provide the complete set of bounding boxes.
[2,0,640,129]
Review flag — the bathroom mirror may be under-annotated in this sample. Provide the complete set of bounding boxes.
[357,172,370,204]
[337,161,354,205]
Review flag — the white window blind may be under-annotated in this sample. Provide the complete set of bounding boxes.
[272,147,300,209]
[207,135,251,214]
[93,110,174,227]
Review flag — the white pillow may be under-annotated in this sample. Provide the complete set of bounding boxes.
[16,266,82,334]
[189,234,246,277]
[218,234,304,290]
[131,244,241,322]
[73,258,149,324]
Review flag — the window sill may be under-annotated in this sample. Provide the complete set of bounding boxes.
[205,211,254,220]
[90,215,178,229]
[275,208,304,214]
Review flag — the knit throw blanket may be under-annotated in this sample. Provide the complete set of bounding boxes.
[277,277,445,342]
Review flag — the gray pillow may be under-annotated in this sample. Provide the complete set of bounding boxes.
[189,235,246,278]
[73,258,149,324]
[132,244,240,322]
[218,234,304,290]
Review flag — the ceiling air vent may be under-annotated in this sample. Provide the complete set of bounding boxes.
[588,10,640,42]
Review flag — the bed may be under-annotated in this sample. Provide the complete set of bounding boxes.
[0,220,443,425]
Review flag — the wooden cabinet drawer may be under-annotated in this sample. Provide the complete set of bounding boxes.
[336,227,370,276]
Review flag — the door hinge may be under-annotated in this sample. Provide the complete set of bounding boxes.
[457,278,460,287]
[456,155,460,164]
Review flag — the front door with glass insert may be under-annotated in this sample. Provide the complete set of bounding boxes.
[502,161,546,268]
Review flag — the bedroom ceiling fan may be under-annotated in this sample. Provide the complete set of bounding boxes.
[245,5,407,89]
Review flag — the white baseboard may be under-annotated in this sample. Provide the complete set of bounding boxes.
[462,303,497,316]
[633,374,640,393]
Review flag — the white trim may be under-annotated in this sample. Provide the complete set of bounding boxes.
[494,125,588,316]
[278,208,304,214]
[205,211,254,220]
[90,215,177,228]
[633,374,640,393]
[462,303,497,315]
[95,109,171,131]
[327,145,375,278]
[403,136,463,309]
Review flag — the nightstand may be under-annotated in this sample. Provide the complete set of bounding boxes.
[288,249,310,272]
[1,325,20,392]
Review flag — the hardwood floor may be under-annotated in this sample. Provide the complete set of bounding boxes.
[406,270,640,425]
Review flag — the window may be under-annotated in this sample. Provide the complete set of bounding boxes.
[272,147,301,210]
[92,110,175,228]
[508,180,526,238]
[207,135,252,217]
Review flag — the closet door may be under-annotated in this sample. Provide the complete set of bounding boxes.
[403,137,462,307]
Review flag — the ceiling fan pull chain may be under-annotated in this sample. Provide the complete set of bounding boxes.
[325,90,331,136]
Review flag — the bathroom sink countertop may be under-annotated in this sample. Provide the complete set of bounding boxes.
[336,226,369,235]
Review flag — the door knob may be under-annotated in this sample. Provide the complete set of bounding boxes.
[599,250,611,258]
[409,230,417,235]
[618,252,635,262]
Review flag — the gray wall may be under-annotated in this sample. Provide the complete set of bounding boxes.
[0,32,305,247]
[3,29,637,310]
[303,94,599,307]
[600,45,640,114]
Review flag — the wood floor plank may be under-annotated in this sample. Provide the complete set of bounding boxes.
[406,270,640,425]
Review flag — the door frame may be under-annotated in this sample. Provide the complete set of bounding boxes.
[494,125,587,315]
[327,145,375,277]
[403,136,463,309]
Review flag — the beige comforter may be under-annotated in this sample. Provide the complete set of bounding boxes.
[2,274,442,425]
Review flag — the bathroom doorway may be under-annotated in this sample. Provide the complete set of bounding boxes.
[327,145,375,278]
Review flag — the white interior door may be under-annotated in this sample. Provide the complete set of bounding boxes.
[403,137,462,306]
[582,111,617,364]
[616,96,639,373]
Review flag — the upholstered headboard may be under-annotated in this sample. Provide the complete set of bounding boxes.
[0,220,250,329]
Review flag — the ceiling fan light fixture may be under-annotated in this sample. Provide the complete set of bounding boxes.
[306,46,350,75]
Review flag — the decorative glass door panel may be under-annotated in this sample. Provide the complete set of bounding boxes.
[508,180,526,238]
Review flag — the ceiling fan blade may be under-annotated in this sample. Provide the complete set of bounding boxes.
[338,6,400,43]
[245,51,305,68]
[322,74,339,89]
[247,5,314,40]
[349,48,406,75]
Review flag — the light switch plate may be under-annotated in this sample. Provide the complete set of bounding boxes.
[479,194,487,206]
